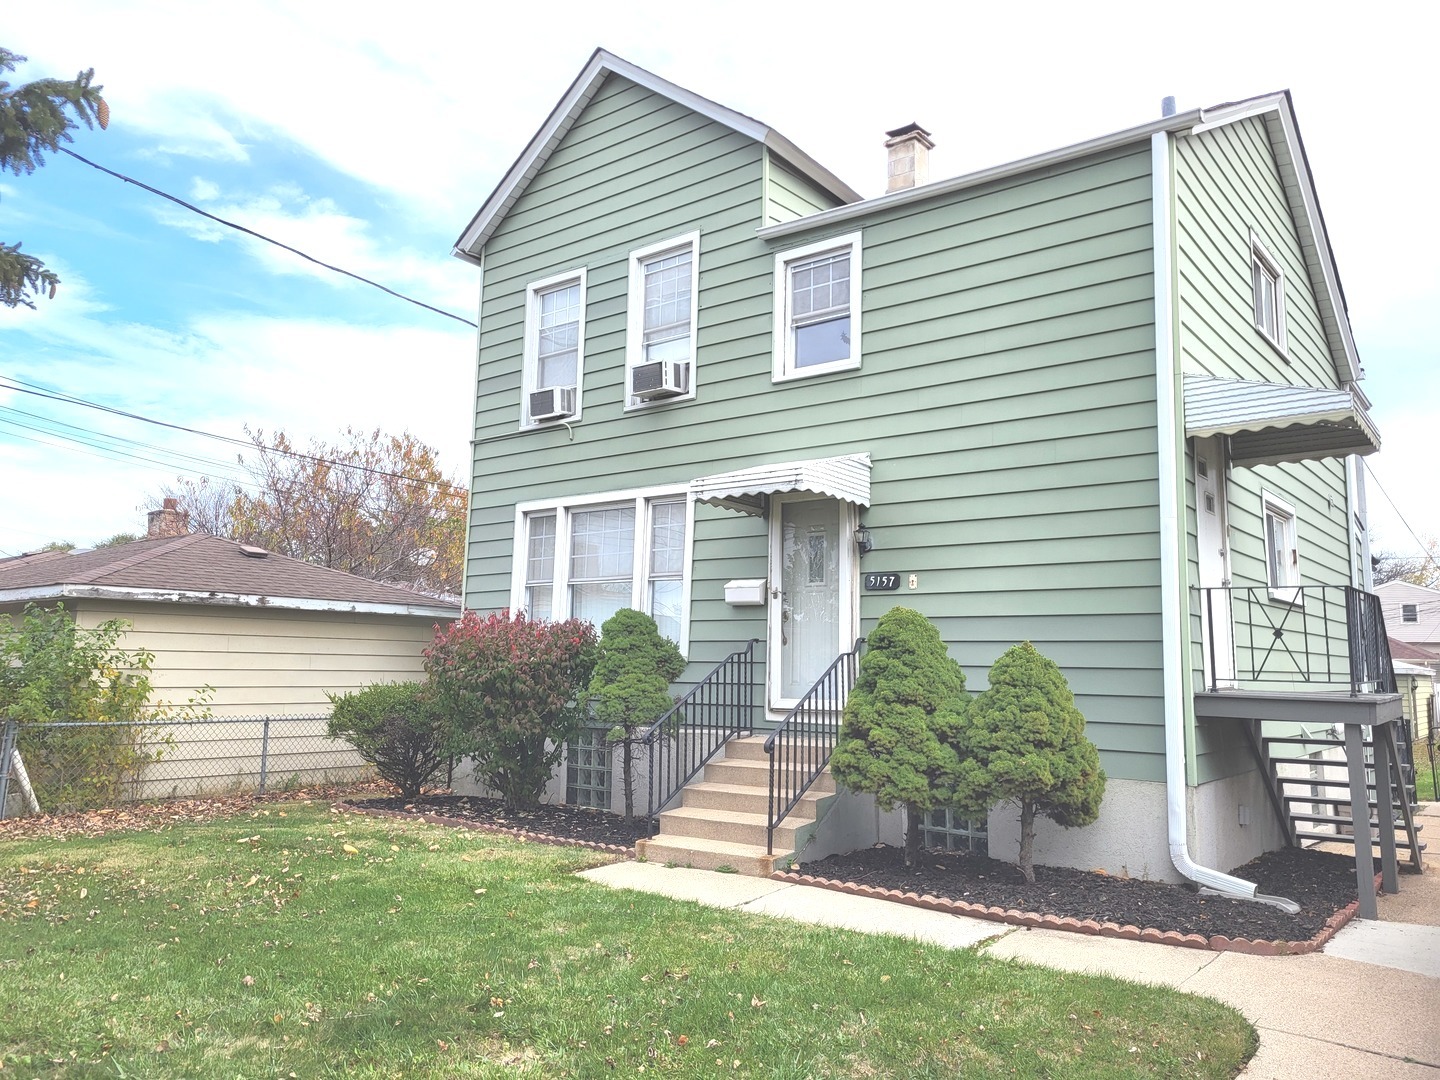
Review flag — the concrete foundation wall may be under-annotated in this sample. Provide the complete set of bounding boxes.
[985,778,1175,882]
[791,789,903,867]
[1187,767,1289,873]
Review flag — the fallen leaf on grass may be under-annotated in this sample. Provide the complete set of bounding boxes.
[242,975,255,987]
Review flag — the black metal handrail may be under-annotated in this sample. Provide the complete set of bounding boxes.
[640,639,758,835]
[1198,584,1395,696]
[764,639,864,854]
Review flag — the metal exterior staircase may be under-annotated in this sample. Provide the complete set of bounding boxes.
[1260,724,1425,866]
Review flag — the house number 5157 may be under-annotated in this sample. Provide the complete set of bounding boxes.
[864,573,901,591]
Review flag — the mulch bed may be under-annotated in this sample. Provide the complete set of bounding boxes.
[347,794,1382,949]
[800,844,1371,946]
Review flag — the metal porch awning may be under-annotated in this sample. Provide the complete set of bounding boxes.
[689,453,871,516]
[1183,374,1381,467]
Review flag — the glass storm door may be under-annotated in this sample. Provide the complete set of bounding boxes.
[1194,436,1236,687]
[769,498,851,710]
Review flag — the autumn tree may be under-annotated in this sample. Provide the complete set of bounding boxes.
[952,642,1106,885]
[1,48,108,307]
[156,426,466,596]
[1373,538,1440,590]
[830,607,971,867]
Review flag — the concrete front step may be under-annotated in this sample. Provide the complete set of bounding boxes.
[658,805,814,850]
[721,735,836,762]
[680,780,826,818]
[701,757,837,793]
[635,834,782,876]
[634,735,839,877]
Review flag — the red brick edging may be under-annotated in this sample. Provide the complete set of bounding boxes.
[334,802,637,858]
[768,868,1386,956]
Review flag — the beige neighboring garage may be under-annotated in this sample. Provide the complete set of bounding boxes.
[0,527,459,716]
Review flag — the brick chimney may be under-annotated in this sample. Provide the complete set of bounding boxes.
[147,497,190,539]
[884,123,934,193]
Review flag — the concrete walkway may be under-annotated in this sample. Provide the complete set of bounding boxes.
[581,807,1440,1078]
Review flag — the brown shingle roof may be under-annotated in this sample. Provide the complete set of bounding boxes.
[1389,637,1440,663]
[0,535,459,615]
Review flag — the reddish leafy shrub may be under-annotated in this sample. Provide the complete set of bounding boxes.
[424,611,598,809]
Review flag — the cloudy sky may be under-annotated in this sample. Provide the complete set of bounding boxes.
[2,1,1434,563]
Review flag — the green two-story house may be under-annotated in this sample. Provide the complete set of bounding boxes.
[452,50,1397,896]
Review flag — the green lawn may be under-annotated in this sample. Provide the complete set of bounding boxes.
[0,802,1254,1078]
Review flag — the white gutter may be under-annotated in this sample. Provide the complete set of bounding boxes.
[1151,130,1299,913]
[0,584,458,620]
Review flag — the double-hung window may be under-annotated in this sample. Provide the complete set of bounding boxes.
[774,231,862,381]
[1402,604,1418,624]
[1250,233,1286,354]
[522,268,587,426]
[1262,490,1300,603]
[516,487,691,647]
[626,233,699,406]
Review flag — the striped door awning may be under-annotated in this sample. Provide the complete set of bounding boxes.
[690,453,871,515]
[1183,375,1380,466]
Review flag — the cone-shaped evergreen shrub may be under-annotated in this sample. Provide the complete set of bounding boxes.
[953,641,1106,883]
[587,609,686,820]
[830,607,970,866]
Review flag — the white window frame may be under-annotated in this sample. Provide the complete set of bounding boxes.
[773,231,863,382]
[510,484,695,653]
[1402,603,1418,624]
[1262,489,1301,604]
[520,267,588,428]
[1250,232,1286,356]
[625,232,700,410]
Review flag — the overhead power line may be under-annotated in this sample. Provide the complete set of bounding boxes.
[57,147,478,329]
[1364,459,1439,575]
[0,374,468,499]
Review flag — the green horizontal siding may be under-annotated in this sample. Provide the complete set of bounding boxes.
[764,151,845,224]
[1174,120,1358,783]
[468,76,1164,781]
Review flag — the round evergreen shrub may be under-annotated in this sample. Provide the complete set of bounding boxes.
[830,607,970,866]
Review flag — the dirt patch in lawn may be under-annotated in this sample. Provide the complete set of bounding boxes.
[349,794,654,849]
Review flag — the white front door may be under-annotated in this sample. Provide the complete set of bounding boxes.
[768,497,856,711]
[1194,436,1236,687]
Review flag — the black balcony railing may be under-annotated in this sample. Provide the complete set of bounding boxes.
[764,639,863,854]
[640,639,758,834]
[1198,584,1395,696]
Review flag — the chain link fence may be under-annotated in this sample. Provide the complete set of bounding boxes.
[0,716,370,820]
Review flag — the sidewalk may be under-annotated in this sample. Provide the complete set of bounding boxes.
[581,807,1440,1079]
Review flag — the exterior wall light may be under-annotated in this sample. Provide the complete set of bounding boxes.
[854,525,874,557]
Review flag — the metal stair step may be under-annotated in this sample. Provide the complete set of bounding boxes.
[1283,794,1421,811]
[1289,812,1422,830]
[1293,829,1426,851]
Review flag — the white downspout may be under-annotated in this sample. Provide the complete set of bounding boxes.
[1151,130,1298,913]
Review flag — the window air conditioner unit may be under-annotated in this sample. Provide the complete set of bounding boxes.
[631,360,690,400]
[529,386,576,422]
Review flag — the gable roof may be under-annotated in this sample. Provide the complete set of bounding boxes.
[451,48,861,262]
[0,535,459,619]
[756,91,1362,385]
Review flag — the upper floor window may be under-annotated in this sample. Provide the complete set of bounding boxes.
[1402,603,1418,623]
[1262,490,1300,603]
[515,487,691,648]
[626,232,699,407]
[522,268,587,426]
[774,231,862,381]
[1250,233,1286,354]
